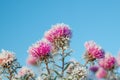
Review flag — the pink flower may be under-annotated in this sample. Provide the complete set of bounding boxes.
[96,68,107,79]
[27,56,38,65]
[116,52,120,66]
[18,67,34,77]
[44,23,72,52]
[45,23,72,43]
[84,41,104,59]
[99,54,116,70]
[0,59,3,64]
[28,39,52,60]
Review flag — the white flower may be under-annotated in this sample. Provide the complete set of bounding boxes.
[66,61,87,80]
[0,49,15,66]
[18,66,35,78]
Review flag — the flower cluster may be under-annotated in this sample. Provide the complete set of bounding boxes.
[18,67,35,78]
[96,67,107,79]
[89,66,108,79]
[45,23,72,52]
[66,60,87,80]
[99,54,116,70]
[27,39,52,63]
[1,23,120,80]
[88,53,117,79]
[45,23,72,43]
[0,49,15,68]
[84,41,105,61]
[0,49,21,80]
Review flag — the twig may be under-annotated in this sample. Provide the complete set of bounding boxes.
[45,59,50,75]
[61,48,65,77]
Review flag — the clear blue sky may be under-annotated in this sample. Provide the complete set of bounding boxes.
[0,0,120,66]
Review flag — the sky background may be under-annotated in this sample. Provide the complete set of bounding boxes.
[0,0,120,66]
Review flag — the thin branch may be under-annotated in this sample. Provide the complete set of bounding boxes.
[61,48,65,77]
[45,59,50,75]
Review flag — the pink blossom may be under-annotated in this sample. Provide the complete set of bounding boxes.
[0,59,3,64]
[28,39,52,60]
[96,68,107,79]
[116,52,120,66]
[44,23,72,43]
[84,41,105,59]
[27,56,38,65]
[44,23,72,52]
[99,54,116,70]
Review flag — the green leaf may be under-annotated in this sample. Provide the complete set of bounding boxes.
[53,70,62,77]
[64,61,73,65]
[63,62,71,71]
[54,64,62,69]
[48,60,55,63]
[41,73,48,77]
[54,76,57,80]
[63,50,73,58]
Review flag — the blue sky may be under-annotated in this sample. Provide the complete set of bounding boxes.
[0,0,120,66]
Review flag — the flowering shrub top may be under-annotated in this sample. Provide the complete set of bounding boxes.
[0,23,120,80]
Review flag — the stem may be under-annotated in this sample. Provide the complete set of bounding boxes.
[111,70,116,80]
[8,68,12,80]
[45,59,50,75]
[61,48,65,77]
[26,77,29,80]
[26,75,35,80]
[84,60,89,67]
